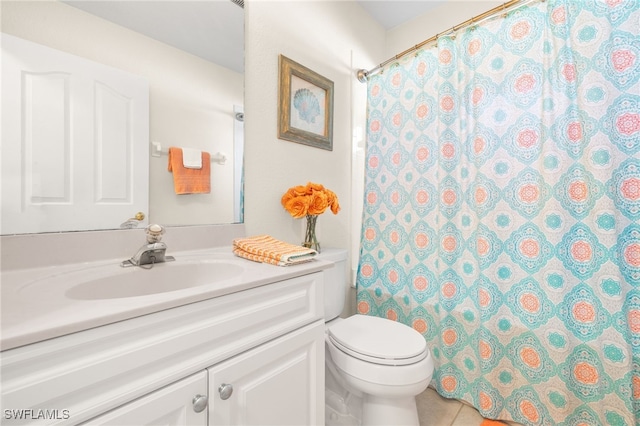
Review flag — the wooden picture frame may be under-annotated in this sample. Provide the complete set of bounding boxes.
[278,55,334,151]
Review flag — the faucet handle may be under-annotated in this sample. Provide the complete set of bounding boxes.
[145,224,165,243]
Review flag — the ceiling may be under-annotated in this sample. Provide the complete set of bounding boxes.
[63,1,444,74]
[62,0,245,73]
[358,1,446,29]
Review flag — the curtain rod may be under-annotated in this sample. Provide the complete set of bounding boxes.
[356,0,538,83]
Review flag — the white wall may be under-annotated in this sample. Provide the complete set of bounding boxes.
[385,0,503,57]
[243,1,385,272]
[1,1,243,227]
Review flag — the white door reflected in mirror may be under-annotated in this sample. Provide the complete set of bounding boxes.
[1,34,149,235]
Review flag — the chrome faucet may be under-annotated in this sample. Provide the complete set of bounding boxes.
[121,224,175,268]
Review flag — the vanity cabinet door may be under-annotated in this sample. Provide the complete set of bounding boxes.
[208,320,324,426]
[82,371,208,426]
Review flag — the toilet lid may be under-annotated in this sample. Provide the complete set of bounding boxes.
[328,315,428,366]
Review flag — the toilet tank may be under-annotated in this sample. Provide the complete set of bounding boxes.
[315,248,348,321]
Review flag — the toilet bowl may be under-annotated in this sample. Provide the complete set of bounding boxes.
[326,315,433,425]
[317,249,434,426]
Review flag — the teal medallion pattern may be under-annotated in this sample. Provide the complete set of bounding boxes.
[470,275,504,320]
[600,95,640,155]
[505,386,553,426]
[594,30,640,90]
[465,123,500,165]
[607,158,640,220]
[408,219,437,260]
[550,106,598,159]
[503,168,552,219]
[471,378,505,419]
[505,113,546,164]
[503,59,544,109]
[466,174,501,218]
[505,277,555,327]
[467,224,502,268]
[559,405,602,426]
[558,344,614,402]
[439,268,468,312]
[548,47,590,97]
[506,332,555,383]
[557,223,607,280]
[505,223,554,273]
[554,164,604,219]
[472,326,505,372]
[557,284,610,341]
[434,362,470,398]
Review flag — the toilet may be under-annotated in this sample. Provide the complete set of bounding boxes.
[318,249,434,426]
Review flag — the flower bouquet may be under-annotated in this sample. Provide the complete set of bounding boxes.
[281,182,340,252]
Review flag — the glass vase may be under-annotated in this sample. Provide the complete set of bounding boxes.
[302,214,321,253]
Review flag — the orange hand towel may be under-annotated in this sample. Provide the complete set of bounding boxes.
[232,235,317,266]
[168,147,211,194]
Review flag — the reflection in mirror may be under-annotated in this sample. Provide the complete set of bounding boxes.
[0,0,244,235]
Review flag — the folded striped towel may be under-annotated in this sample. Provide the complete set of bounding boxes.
[232,235,317,266]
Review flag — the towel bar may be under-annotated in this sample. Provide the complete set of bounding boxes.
[151,142,226,165]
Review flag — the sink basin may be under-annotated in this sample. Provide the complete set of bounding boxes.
[66,260,245,300]
[18,259,245,301]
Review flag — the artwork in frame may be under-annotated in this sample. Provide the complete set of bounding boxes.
[278,55,334,151]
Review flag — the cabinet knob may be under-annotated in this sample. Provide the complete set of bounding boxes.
[192,394,208,413]
[218,383,233,400]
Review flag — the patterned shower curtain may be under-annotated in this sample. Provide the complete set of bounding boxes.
[355,0,639,424]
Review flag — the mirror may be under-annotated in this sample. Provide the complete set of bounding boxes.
[0,0,244,235]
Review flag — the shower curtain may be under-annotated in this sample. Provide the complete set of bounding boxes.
[356,0,639,424]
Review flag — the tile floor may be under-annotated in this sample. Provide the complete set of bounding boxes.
[416,387,524,426]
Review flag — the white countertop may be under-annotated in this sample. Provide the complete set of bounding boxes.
[1,247,331,351]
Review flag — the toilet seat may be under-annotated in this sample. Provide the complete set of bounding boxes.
[327,315,428,366]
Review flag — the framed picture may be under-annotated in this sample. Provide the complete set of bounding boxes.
[278,55,334,151]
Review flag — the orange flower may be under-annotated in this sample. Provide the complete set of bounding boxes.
[281,182,340,218]
[293,185,309,196]
[281,189,294,206]
[284,195,310,218]
[308,182,325,192]
[308,191,329,215]
[326,189,341,214]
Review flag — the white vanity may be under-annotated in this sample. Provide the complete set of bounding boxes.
[1,227,329,425]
